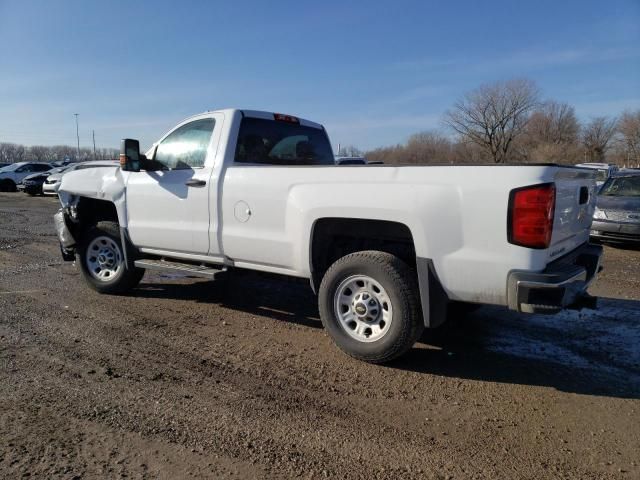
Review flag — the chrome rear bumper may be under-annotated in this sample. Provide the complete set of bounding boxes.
[507,243,603,314]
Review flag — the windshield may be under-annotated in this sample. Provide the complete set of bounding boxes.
[0,163,21,173]
[595,169,609,182]
[599,176,640,197]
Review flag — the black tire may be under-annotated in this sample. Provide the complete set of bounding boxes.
[318,251,424,363]
[77,221,144,294]
[0,179,16,192]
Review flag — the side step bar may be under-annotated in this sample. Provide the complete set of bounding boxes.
[134,258,226,279]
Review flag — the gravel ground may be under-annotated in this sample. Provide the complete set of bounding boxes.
[1,192,639,479]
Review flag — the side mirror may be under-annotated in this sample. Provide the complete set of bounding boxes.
[120,138,141,172]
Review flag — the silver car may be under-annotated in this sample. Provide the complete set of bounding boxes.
[43,160,119,195]
[591,172,640,245]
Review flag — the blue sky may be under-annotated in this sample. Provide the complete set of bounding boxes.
[0,0,638,151]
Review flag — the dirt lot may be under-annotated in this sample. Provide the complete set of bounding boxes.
[1,193,639,479]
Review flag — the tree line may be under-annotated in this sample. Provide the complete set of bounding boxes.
[3,79,639,168]
[0,143,118,164]
[359,78,640,167]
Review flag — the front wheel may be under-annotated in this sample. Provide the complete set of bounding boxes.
[77,221,144,294]
[0,180,16,192]
[318,251,424,363]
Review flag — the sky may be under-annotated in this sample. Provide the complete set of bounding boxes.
[0,0,638,152]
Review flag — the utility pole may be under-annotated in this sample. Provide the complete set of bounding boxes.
[92,130,96,159]
[74,113,80,161]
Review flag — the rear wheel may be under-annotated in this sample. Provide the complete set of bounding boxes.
[77,221,144,294]
[318,251,423,363]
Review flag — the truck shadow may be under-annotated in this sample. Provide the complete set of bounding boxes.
[134,271,640,400]
[136,269,322,330]
[395,298,640,400]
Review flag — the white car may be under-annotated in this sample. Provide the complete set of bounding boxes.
[54,109,602,363]
[43,160,119,195]
[0,162,53,192]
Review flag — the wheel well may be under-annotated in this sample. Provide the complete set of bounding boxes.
[310,218,416,290]
[72,197,119,233]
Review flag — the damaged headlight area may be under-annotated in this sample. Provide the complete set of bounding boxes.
[58,192,80,222]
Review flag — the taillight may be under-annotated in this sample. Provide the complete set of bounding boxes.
[508,183,556,249]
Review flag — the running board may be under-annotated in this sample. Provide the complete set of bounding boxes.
[134,259,226,279]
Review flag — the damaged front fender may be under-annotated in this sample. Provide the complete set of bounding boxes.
[53,209,77,261]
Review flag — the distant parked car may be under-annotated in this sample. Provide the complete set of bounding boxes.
[335,156,368,165]
[18,167,66,195]
[591,172,640,245]
[576,162,619,188]
[0,162,53,192]
[43,160,119,195]
[51,160,74,168]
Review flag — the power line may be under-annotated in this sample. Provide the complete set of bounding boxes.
[74,113,80,160]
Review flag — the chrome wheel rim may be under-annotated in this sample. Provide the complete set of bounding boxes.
[86,236,123,282]
[334,275,393,342]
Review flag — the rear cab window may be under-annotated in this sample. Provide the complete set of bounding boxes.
[234,116,334,165]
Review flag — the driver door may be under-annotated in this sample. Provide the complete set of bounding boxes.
[125,113,223,256]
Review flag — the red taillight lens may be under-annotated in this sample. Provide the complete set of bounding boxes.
[508,183,555,249]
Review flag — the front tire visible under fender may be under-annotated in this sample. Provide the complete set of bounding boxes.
[77,221,144,294]
[318,250,424,363]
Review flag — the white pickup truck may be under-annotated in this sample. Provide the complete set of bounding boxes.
[54,109,603,363]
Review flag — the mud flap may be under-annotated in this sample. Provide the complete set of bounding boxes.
[416,257,449,328]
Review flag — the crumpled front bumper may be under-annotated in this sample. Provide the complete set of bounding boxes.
[507,243,603,314]
[53,210,76,261]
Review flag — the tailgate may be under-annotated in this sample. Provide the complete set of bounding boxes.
[548,167,597,260]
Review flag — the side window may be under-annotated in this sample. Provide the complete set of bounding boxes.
[17,164,33,173]
[154,118,215,170]
[234,117,334,166]
[34,164,51,172]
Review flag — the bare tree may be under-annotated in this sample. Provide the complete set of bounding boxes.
[617,110,640,163]
[0,142,119,164]
[365,144,405,164]
[444,78,540,163]
[526,101,579,145]
[337,145,363,157]
[582,117,618,162]
[0,143,26,164]
[405,130,453,164]
[28,145,50,162]
[520,101,581,163]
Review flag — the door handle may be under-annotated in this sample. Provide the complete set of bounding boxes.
[185,179,206,187]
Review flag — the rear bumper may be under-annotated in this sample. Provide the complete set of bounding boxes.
[591,220,640,243]
[507,243,603,314]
